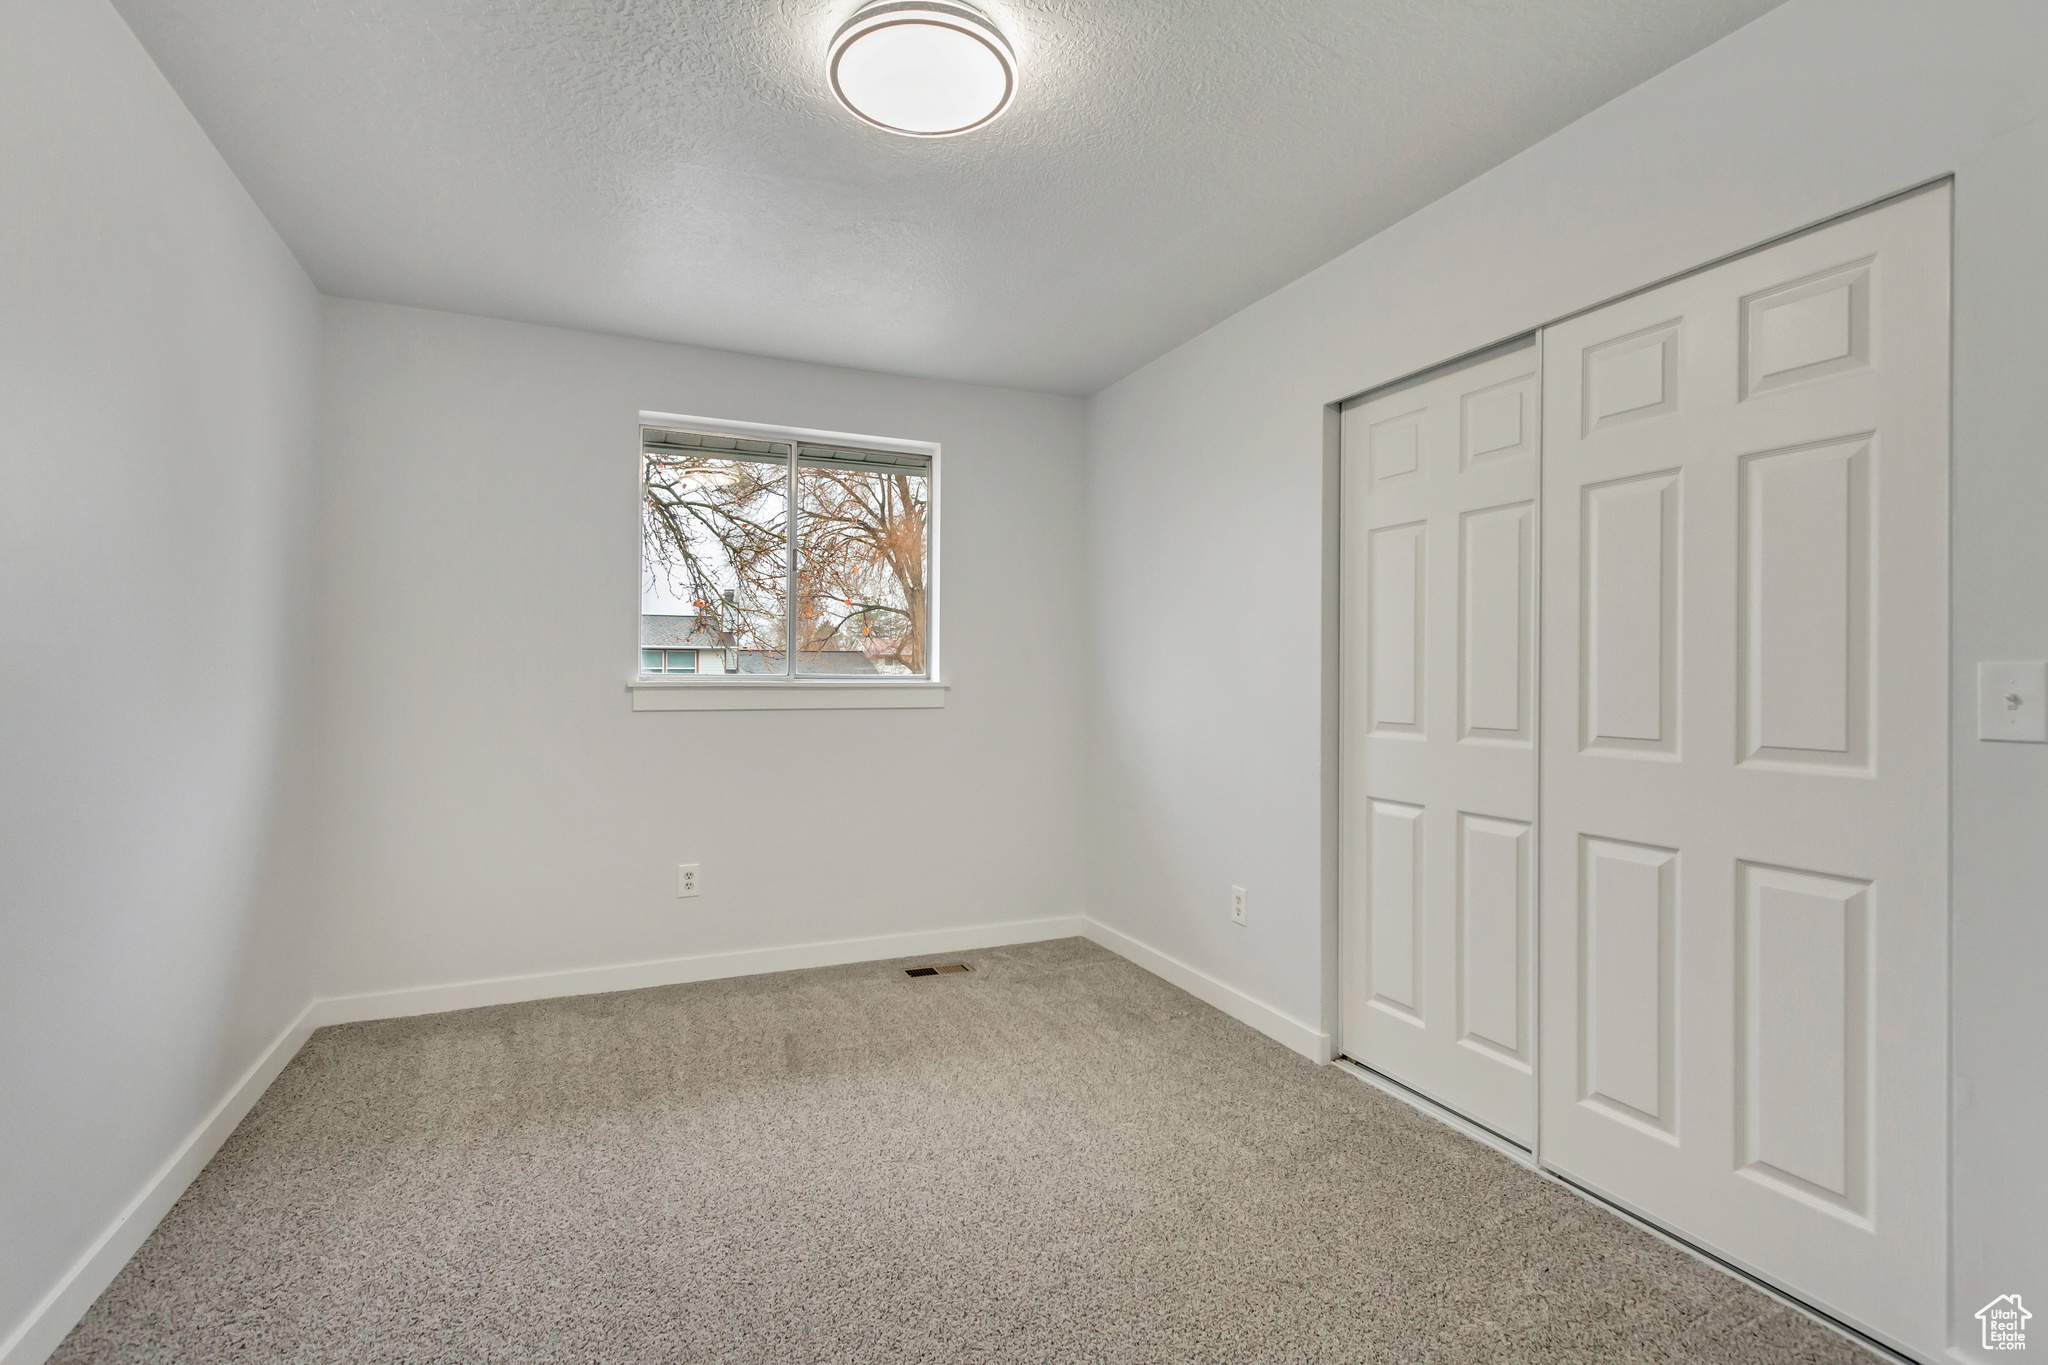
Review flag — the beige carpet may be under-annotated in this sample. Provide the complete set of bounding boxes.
[56,937,1873,1363]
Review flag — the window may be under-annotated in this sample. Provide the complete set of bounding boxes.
[640,649,697,674]
[639,421,934,685]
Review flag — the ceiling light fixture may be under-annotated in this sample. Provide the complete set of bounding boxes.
[828,1,1016,138]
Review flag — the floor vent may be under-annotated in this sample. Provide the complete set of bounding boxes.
[904,963,972,977]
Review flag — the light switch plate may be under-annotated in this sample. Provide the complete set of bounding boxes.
[1977,662,2048,742]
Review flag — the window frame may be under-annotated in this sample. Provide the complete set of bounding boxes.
[630,411,944,711]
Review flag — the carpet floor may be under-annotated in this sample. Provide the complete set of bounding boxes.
[56,937,1874,1363]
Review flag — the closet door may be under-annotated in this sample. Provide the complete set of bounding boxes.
[1537,186,1949,1358]
[1341,343,1538,1145]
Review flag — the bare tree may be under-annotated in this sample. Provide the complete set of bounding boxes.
[642,449,928,672]
[795,465,927,673]
[641,451,788,652]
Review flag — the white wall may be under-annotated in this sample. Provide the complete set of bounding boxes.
[1082,2,2047,1357]
[0,0,323,1355]
[311,301,1086,1000]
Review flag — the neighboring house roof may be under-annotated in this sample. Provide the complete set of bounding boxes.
[735,650,881,676]
[640,614,723,649]
[794,651,884,676]
[641,615,885,675]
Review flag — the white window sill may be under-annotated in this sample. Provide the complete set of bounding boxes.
[628,678,947,711]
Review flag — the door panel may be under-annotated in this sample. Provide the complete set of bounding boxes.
[1581,470,1680,752]
[1341,344,1539,1144]
[1369,523,1426,732]
[1460,502,1532,742]
[1457,813,1529,1064]
[1368,800,1424,1017]
[1578,835,1678,1137]
[1738,436,1872,769]
[1734,860,1869,1215]
[1537,186,1949,1359]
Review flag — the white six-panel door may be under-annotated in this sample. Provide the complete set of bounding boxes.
[1536,185,1949,1358]
[1340,344,1539,1145]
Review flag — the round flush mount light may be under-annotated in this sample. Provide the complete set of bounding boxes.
[828,1,1016,138]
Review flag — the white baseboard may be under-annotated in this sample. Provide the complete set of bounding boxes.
[2,913,1083,1365]
[1081,916,1331,1063]
[0,1004,318,1365]
[308,915,1087,1026]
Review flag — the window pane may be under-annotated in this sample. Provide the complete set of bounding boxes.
[666,650,697,674]
[640,649,663,673]
[642,435,789,675]
[794,450,929,676]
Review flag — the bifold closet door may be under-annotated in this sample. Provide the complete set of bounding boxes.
[1340,343,1538,1146]
[1537,185,1949,1357]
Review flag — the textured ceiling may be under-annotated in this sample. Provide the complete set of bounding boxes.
[113,0,1782,394]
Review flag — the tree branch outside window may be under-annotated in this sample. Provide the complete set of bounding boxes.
[642,435,930,676]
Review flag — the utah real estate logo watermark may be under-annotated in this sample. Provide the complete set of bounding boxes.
[1978,1294,2030,1352]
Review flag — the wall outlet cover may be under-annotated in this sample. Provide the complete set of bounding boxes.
[1230,885,1247,926]
[677,863,701,897]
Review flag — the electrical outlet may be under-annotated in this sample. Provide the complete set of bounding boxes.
[677,863,701,898]
[1230,885,1247,926]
